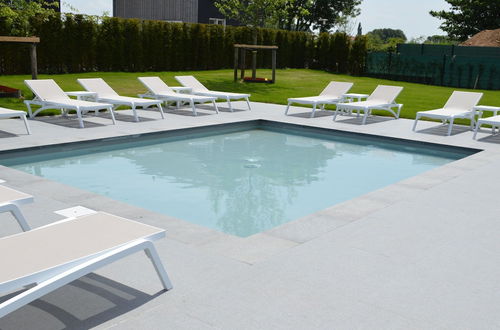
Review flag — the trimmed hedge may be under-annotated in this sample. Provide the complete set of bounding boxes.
[0,14,367,75]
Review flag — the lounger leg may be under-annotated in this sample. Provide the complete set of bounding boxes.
[144,243,173,290]
[132,104,139,122]
[473,121,481,140]
[227,97,233,112]
[158,103,165,119]
[412,114,420,131]
[212,100,219,114]
[362,107,369,125]
[285,102,291,115]
[25,102,34,118]
[333,107,340,121]
[245,97,251,111]
[190,100,197,116]
[447,118,454,136]
[0,204,31,231]
[311,104,317,118]
[0,239,172,319]
[76,107,85,129]
[21,114,31,135]
[108,106,116,125]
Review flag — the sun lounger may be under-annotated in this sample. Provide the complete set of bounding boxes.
[175,75,251,112]
[138,77,218,116]
[24,79,115,129]
[77,78,165,122]
[413,91,483,136]
[473,105,500,139]
[333,85,404,124]
[285,81,354,118]
[0,211,172,318]
[0,107,31,134]
[0,184,33,232]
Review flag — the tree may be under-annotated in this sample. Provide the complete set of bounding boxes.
[213,0,285,29]
[430,0,500,41]
[367,28,407,42]
[0,0,58,36]
[278,0,362,32]
[357,22,362,36]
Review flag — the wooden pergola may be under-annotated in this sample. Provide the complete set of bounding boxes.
[0,36,40,79]
[233,44,278,83]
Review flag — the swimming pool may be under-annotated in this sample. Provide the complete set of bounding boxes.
[1,121,476,237]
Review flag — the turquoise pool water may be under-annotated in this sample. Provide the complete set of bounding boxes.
[3,125,471,237]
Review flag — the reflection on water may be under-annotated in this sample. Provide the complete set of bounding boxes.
[12,129,460,237]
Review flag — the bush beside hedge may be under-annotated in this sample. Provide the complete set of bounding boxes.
[0,14,367,75]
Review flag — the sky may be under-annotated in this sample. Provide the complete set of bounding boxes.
[61,0,451,39]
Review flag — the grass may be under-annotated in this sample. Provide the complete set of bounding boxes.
[1,69,499,120]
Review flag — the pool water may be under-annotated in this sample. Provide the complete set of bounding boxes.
[3,127,470,237]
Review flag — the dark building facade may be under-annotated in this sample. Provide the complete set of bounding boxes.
[113,0,229,25]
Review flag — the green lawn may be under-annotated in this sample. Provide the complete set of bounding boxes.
[1,69,499,120]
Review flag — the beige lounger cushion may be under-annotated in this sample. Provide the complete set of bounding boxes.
[0,212,164,286]
[0,185,33,205]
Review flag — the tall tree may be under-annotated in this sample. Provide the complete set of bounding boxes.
[367,28,407,42]
[278,0,362,32]
[0,0,58,35]
[430,0,500,41]
[213,0,285,29]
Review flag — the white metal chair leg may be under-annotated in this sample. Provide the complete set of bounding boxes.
[333,107,340,121]
[245,97,251,110]
[21,114,31,134]
[131,104,139,122]
[412,115,420,131]
[285,102,291,115]
[311,104,317,118]
[24,102,34,118]
[473,121,481,140]
[227,97,233,112]
[362,108,369,125]
[76,107,85,129]
[108,106,116,125]
[190,100,197,116]
[212,101,219,114]
[158,104,165,119]
[447,118,455,136]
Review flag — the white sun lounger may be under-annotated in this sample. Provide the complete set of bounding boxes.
[138,77,218,116]
[24,79,115,129]
[0,107,31,135]
[78,78,165,122]
[473,105,500,139]
[0,184,33,232]
[285,81,354,118]
[413,91,483,136]
[0,211,172,318]
[333,85,404,125]
[175,75,251,112]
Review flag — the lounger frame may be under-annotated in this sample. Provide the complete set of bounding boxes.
[138,77,218,116]
[0,212,172,318]
[175,75,251,112]
[78,78,165,122]
[0,108,31,135]
[333,85,404,125]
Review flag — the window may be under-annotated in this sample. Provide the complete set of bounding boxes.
[209,18,226,26]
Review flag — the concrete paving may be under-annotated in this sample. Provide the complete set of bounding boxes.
[0,101,499,329]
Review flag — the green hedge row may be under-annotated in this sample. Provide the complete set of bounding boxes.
[0,15,367,75]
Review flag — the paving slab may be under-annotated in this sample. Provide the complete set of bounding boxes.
[0,101,499,329]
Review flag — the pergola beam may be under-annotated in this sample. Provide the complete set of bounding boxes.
[0,36,40,79]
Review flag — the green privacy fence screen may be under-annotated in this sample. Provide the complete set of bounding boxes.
[365,44,500,90]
